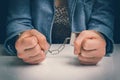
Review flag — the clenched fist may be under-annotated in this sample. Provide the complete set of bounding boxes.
[74,30,106,65]
[15,29,50,64]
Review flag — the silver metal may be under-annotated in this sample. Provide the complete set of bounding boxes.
[46,37,70,55]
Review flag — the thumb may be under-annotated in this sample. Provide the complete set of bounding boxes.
[74,34,84,55]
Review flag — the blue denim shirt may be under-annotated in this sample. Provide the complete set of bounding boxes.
[4,0,114,55]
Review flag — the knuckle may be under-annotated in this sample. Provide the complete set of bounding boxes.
[22,37,37,47]
[30,38,37,46]
[41,35,46,41]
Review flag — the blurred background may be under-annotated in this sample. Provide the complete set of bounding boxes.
[114,0,120,44]
[0,0,120,44]
[0,0,8,44]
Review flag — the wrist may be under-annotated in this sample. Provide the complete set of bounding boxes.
[91,30,106,41]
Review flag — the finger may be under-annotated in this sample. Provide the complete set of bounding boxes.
[82,38,102,51]
[30,29,50,51]
[78,54,102,65]
[74,33,85,55]
[81,49,98,58]
[81,49,105,58]
[15,36,38,53]
[18,44,41,59]
[23,50,46,64]
[31,50,46,64]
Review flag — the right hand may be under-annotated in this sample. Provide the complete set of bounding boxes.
[15,29,50,64]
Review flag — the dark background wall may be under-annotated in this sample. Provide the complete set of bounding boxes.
[0,0,8,44]
[0,1,120,44]
[114,0,120,44]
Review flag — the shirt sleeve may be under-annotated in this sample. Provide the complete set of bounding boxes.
[100,33,113,56]
[87,0,114,54]
[4,35,19,56]
[4,0,34,55]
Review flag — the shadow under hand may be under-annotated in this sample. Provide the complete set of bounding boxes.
[65,56,97,67]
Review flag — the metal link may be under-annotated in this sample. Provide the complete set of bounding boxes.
[46,37,70,55]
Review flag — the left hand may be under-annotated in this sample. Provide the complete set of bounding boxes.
[74,30,106,65]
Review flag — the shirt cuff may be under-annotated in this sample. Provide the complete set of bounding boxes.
[100,33,113,56]
[6,35,19,56]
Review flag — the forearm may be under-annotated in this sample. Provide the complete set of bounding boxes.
[87,0,114,54]
[4,0,33,55]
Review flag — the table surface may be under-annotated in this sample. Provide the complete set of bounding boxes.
[0,44,120,80]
